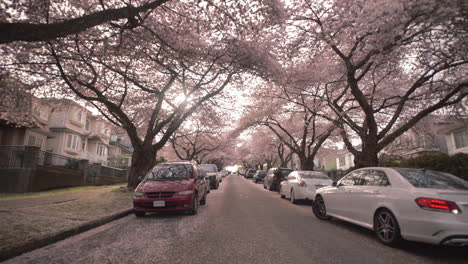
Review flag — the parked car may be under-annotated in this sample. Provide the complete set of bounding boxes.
[280,171,332,204]
[263,168,293,191]
[133,161,209,217]
[312,167,468,247]
[200,164,220,189]
[245,169,257,179]
[253,170,267,183]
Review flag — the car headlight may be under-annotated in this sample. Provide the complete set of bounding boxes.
[178,190,194,195]
[134,192,144,197]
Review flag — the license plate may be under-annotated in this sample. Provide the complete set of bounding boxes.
[153,200,165,207]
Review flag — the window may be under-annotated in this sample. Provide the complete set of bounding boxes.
[339,171,363,186]
[339,156,346,166]
[32,107,41,117]
[360,170,390,186]
[396,168,468,190]
[66,134,81,151]
[77,110,82,121]
[454,129,468,149]
[97,144,107,157]
[85,120,90,130]
[27,135,43,148]
[145,164,193,180]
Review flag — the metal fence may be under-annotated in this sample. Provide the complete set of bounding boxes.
[0,146,38,168]
[36,150,80,170]
[0,146,80,170]
[101,165,127,179]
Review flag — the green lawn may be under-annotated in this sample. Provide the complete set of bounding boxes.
[0,183,127,200]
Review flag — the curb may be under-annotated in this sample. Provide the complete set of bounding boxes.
[0,209,133,262]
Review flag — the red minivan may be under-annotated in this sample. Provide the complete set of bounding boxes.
[133,161,209,217]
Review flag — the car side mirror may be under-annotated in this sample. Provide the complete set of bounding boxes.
[332,181,337,187]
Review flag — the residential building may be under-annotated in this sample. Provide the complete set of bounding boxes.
[336,150,354,171]
[108,135,133,168]
[0,94,52,152]
[440,121,468,156]
[383,116,451,159]
[0,91,119,166]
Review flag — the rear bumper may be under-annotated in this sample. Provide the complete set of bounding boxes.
[294,187,315,200]
[399,214,468,245]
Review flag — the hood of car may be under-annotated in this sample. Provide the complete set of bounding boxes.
[137,179,194,193]
[315,185,336,194]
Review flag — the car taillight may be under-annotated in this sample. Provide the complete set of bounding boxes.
[415,198,462,214]
[298,180,307,187]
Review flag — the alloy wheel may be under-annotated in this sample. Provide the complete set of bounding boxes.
[290,190,296,204]
[312,196,330,220]
[374,210,401,246]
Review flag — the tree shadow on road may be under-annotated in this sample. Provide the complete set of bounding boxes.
[326,218,467,260]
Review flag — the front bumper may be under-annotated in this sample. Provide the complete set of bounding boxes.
[133,194,194,212]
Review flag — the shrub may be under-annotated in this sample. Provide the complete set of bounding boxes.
[380,153,468,181]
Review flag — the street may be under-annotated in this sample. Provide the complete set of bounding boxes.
[5,175,467,264]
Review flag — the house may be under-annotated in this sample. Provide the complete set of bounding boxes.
[47,99,112,165]
[336,149,354,171]
[0,92,116,166]
[439,120,468,156]
[0,93,53,152]
[108,135,133,168]
[383,116,452,158]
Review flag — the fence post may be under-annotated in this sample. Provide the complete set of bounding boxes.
[79,159,90,185]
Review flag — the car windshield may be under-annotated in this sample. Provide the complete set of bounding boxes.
[145,164,193,181]
[248,170,257,174]
[299,172,330,180]
[395,168,468,190]
[278,169,293,177]
[258,171,266,176]
[200,164,218,173]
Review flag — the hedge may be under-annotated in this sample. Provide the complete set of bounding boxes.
[380,153,468,181]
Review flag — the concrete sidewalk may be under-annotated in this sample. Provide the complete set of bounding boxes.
[0,186,134,261]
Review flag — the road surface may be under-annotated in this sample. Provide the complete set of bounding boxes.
[5,175,467,264]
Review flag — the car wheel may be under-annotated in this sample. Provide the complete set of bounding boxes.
[374,209,401,247]
[280,187,285,198]
[200,192,207,205]
[189,194,199,215]
[134,211,145,217]
[312,196,331,220]
[269,183,275,191]
[290,189,296,204]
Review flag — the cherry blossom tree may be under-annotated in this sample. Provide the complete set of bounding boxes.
[1,0,284,188]
[240,80,337,170]
[288,0,468,168]
[0,0,170,44]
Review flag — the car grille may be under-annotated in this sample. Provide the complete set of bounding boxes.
[146,192,175,198]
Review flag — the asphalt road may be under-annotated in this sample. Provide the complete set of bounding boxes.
[5,175,467,264]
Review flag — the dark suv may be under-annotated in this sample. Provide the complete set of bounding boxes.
[133,162,209,217]
[253,170,266,183]
[263,168,293,191]
[245,169,257,179]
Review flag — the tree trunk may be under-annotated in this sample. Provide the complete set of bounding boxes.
[299,155,315,170]
[353,142,379,168]
[127,146,157,189]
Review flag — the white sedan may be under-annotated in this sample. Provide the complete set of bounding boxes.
[280,171,333,204]
[312,167,468,247]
